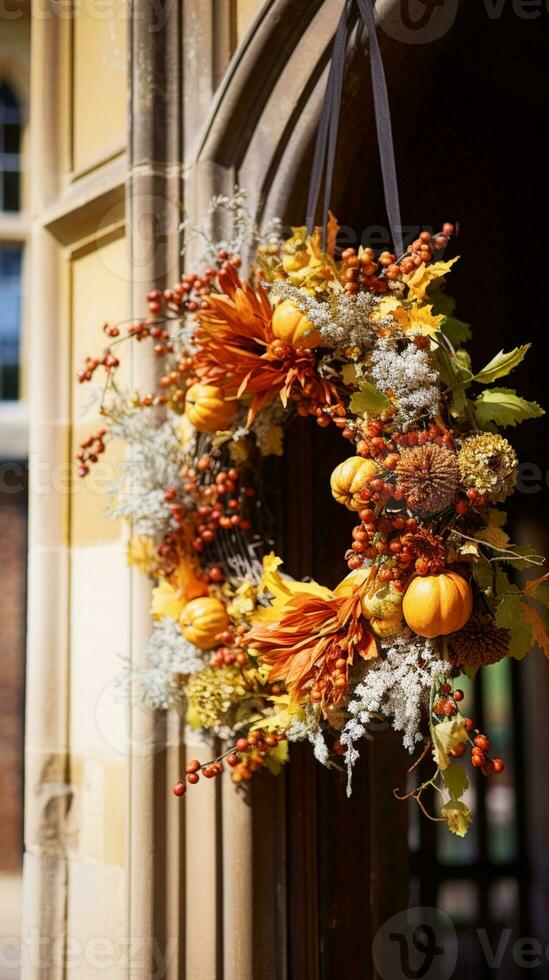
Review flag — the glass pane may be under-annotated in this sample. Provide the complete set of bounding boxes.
[439,879,479,925]
[2,169,20,212]
[0,83,21,212]
[0,244,22,400]
[4,122,20,155]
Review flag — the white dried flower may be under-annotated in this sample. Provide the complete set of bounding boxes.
[106,408,190,537]
[341,630,450,794]
[180,187,282,266]
[369,339,441,427]
[270,282,387,354]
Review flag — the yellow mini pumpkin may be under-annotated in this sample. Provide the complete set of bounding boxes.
[330,457,378,511]
[185,383,236,433]
[402,572,473,639]
[361,583,403,637]
[271,300,322,349]
[180,596,229,649]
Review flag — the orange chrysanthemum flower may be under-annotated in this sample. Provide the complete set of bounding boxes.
[247,585,377,712]
[192,267,337,424]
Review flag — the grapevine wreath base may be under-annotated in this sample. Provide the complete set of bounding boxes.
[78,194,548,837]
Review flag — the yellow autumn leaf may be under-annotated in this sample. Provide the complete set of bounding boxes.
[253,553,333,624]
[127,535,157,574]
[250,694,306,733]
[432,715,468,771]
[375,295,401,319]
[393,303,444,337]
[151,579,185,621]
[441,801,473,838]
[404,257,459,300]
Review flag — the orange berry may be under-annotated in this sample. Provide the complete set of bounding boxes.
[172,781,186,797]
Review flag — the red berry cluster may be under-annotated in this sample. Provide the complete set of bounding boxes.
[392,423,455,452]
[346,510,415,589]
[75,428,107,477]
[385,222,456,281]
[211,625,250,668]
[172,731,287,795]
[147,253,242,319]
[77,351,120,385]
[434,683,504,778]
[339,247,395,296]
[178,460,254,556]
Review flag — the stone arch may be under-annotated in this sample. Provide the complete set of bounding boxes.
[191,0,448,228]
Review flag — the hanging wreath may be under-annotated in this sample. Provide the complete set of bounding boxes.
[77,194,548,837]
[77,0,548,837]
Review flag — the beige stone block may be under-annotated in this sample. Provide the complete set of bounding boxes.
[72,0,128,174]
[69,544,130,759]
[64,860,128,979]
[69,757,126,868]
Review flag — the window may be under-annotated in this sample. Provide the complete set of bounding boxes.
[0,83,22,212]
[0,244,22,400]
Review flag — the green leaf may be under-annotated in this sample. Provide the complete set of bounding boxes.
[495,594,533,660]
[454,348,473,378]
[441,316,472,348]
[500,543,545,570]
[474,387,545,429]
[495,566,520,597]
[473,560,494,596]
[474,345,531,385]
[449,387,468,419]
[430,292,472,347]
[349,381,389,417]
[441,801,473,837]
[442,763,469,802]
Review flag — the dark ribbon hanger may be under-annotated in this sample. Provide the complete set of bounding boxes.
[306,0,404,257]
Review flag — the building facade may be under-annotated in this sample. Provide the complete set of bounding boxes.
[19,1,549,978]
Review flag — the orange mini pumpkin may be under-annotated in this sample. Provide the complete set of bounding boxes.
[180,596,229,650]
[185,383,236,433]
[402,571,473,639]
[330,457,378,511]
[271,300,322,349]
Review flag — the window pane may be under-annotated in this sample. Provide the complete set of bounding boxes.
[0,245,22,400]
[4,122,20,155]
[0,82,22,213]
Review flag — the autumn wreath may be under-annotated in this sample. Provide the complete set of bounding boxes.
[77,193,549,837]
